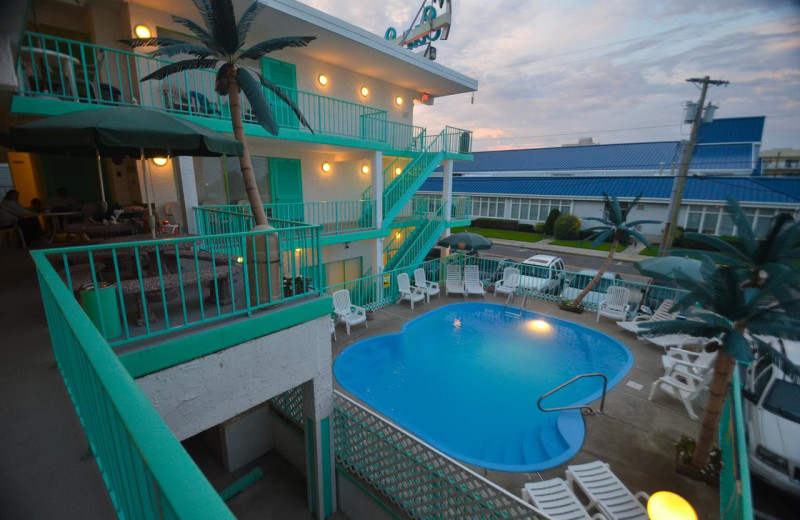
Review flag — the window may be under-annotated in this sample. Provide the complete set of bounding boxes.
[683,204,794,237]
[785,160,798,168]
[471,196,506,218]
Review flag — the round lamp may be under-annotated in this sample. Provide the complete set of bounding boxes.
[361,165,370,174]
[152,156,168,166]
[321,162,332,173]
[318,74,328,86]
[360,86,369,97]
[647,491,697,520]
[395,96,403,106]
[395,167,402,176]
[134,25,151,39]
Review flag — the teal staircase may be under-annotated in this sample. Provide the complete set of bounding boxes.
[384,205,446,272]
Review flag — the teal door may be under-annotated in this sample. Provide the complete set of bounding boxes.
[261,57,297,129]
[269,158,303,221]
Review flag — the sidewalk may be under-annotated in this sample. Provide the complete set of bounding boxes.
[490,236,654,263]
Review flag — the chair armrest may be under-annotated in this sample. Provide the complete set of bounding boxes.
[665,347,701,362]
[667,361,707,380]
[351,305,366,315]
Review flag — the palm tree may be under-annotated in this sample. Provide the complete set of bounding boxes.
[642,203,800,469]
[122,0,315,226]
[570,192,658,307]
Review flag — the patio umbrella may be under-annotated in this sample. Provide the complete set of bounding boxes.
[634,256,704,285]
[437,232,493,251]
[10,107,243,236]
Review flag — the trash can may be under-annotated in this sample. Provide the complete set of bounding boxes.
[80,282,122,339]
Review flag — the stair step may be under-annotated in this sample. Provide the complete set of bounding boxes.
[539,420,569,458]
[522,428,545,464]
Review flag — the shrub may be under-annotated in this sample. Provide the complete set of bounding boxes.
[518,223,534,232]
[472,218,518,231]
[533,222,546,233]
[554,214,581,240]
[544,209,561,235]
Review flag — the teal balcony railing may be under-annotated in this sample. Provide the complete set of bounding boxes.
[386,121,425,153]
[443,125,473,155]
[43,224,322,347]
[721,368,754,520]
[395,195,471,221]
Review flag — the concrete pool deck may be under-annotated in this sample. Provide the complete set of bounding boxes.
[332,293,720,519]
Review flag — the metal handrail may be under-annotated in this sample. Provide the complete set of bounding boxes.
[538,373,608,415]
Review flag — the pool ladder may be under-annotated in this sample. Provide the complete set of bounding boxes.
[502,291,526,318]
[537,373,608,415]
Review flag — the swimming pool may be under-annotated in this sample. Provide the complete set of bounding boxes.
[334,302,633,472]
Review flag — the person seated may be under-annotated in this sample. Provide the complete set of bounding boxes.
[1,190,41,245]
[46,188,80,212]
[28,198,43,212]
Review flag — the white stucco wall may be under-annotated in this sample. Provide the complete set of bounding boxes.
[136,314,332,441]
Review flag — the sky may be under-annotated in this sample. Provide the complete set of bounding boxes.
[301,0,800,152]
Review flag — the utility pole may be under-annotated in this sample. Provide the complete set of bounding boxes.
[659,76,729,256]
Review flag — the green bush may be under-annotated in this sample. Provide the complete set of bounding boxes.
[554,214,581,240]
[518,223,534,232]
[533,222,546,233]
[472,218,518,231]
[544,209,561,235]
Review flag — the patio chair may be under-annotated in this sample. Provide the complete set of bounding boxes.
[596,286,631,322]
[522,478,607,520]
[642,333,708,352]
[397,272,425,310]
[414,267,440,302]
[661,347,717,376]
[463,265,486,298]
[493,267,520,299]
[332,289,367,335]
[565,461,650,520]
[616,299,675,334]
[648,360,714,420]
[445,264,465,297]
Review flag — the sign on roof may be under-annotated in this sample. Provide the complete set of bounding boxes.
[385,0,452,52]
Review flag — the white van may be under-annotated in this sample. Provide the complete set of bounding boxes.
[518,255,565,295]
[743,339,800,497]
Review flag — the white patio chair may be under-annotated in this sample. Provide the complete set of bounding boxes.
[414,267,440,302]
[596,286,631,322]
[661,347,717,376]
[493,267,520,299]
[445,264,465,297]
[616,299,676,334]
[463,265,486,298]
[332,289,367,335]
[648,360,714,420]
[565,461,650,520]
[397,272,425,310]
[642,333,708,352]
[522,478,607,520]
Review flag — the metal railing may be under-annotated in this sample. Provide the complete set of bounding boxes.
[720,368,754,520]
[538,373,608,415]
[385,206,445,271]
[443,125,473,155]
[31,250,235,519]
[44,223,322,346]
[383,132,446,222]
[386,121,425,153]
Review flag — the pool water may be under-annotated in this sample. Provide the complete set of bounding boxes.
[334,302,633,471]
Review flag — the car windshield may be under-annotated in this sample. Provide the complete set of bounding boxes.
[763,379,800,423]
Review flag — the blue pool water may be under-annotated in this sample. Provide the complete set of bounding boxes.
[334,303,633,472]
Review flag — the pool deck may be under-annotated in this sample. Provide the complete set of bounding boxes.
[332,292,721,519]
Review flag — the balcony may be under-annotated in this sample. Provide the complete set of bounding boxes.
[13,32,466,155]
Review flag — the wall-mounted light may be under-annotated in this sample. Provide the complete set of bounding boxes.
[361,165,370,175]
[360,86,369,97]
[395,232,402,239]
[394,167,402,176]
[318,74,328,86]
[152,156,168,166]
[395,96,404,106]
[134,25,151,39]
[321,161,332,173]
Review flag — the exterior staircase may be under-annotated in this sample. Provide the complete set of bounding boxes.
[384,205,446,272]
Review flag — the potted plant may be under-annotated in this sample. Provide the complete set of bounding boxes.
[674,436,720,486]
[558,299,584,314]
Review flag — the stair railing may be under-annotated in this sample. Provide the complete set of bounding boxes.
[537,373,608,415]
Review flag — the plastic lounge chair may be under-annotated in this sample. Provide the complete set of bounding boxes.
[494,267,520,299]
[332,289,367,335]
[661,347,717,376]
[648,360,714,420]
[445,264,465,297]
[397,272,425,310]
[565,461,650,520]
[596,286,631,322]
[522,478,607,520]
[616,299,675,334]
[642,333,708,352]
[463,265,486,298]
[414,267,440,302]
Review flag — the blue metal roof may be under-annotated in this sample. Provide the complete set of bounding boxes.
[697,117,765,144]
[690,143,754,170]
[420,176,800,205]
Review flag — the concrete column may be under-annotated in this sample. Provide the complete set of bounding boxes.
[175,156,199,234]
[442,159,454,238]
[371,150,383,229]
[302,373,336,520]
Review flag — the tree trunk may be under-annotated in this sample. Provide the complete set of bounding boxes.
[571,235,619,306]
[691,350,736,468]
[226,69,268,227]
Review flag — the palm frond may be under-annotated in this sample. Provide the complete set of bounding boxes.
[236,2,265,49]
[581,217,612,226]
[725,196,757,255]
[140,59,218,82]
[148,43,217,59]
[668,248,749,269]
[589,229,614,247]
[603,192,624,224]
[626,219,661,227]
[171,15,215,46]
[257,73,314,132]
[759,213,798,263]
[189,0,215,35]
[239,36,317,61]
[723,331,754,361]
[236,67,278,135]
[210,0,239,54]
[119,37,187,49]
[626,227,651,247]
[751,338,800,379]
[683,232,751,266]
[622,193,644,220]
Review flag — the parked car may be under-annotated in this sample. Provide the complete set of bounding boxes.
[561,269,621,306]
[518,255,565,295]
[743,339,800,498]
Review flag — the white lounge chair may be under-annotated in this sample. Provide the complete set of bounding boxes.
[661,347,717,376]
[522,478,607,520]
[596,286,631,322]
[445,264,465,297]
[463,265,486,298]
[643,333,708,352]
[616,299,676,334]
[414,267,440,302]
[648,360,714,420]
[494,267,520,299]
[397,272,425,310]
[332,289,367,335]
[565,461,650,520]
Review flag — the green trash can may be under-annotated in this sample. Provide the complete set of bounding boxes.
[80,281,122,339]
